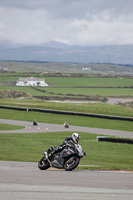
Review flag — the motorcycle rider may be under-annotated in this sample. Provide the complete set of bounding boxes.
[64,121,69,128]
[49,133,80,159]
[63,132,80,145]
[33,119,37,126]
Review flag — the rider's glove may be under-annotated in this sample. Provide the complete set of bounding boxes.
[84,152,87,156]
[62,144,66,148]
[66,143,71,148]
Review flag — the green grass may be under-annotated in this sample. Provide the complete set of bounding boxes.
[0,124,24,130]
[0,99,133,118]
[0,86,43,96]
[45,77,133,87]
[0,72,133,170]
[0,76,133,98]
[41,87,133,97]
[0,132,132,170]
[1,85,133,97]
[1,74,133,87]
[0,108,133,132]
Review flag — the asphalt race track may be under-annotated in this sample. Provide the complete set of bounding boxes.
[0,119,133,200]
[0,119,133,138]
[0,161,133,200]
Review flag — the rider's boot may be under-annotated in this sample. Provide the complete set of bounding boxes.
[48,145,66,159]
[48,146,58,159]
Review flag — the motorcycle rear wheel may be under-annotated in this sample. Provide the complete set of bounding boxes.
[64,156,80,171]
[38,156,50,170]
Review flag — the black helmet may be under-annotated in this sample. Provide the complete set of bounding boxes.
[72,133,80,144]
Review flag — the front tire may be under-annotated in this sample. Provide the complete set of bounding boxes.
[38,156,50,170]
[64,156,80,171]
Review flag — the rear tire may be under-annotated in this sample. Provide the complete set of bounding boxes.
[64,156,80,171]
[38,156,50,170]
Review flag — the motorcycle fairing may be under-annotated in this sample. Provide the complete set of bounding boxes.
[51,152,64,168]
[62,148,76,158]
[50,148,76,169]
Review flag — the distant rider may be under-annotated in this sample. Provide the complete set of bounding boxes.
[64,121,69,128]
[33,119,37,126]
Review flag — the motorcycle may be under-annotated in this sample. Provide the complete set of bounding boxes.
[38,142,86,171]
[64,124,69,128]
[33,120,37,126]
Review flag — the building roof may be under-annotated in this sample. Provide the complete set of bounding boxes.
[17,77,45,82]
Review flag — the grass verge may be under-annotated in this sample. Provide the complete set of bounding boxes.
[0,124,24,130]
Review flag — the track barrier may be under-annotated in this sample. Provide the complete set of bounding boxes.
[0,105,133,122]
[97,136,133,144]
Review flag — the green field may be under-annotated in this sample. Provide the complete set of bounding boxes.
[0,99,133,117]
[44,77,133,87]
[1,75,133,87]
[0,132,132,170]
[40,87,133,97]
[0,71,133,170]
[0,86,43,96]
[0,105,133,170]
[0,75,133,99]
[1,85,133,97]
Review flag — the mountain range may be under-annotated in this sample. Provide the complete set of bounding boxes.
[0,41,133,65]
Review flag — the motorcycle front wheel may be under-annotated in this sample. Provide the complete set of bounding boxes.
[38,156,50,170]
[64,156,80,171]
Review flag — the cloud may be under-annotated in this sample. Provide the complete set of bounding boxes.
[0,0,133,46]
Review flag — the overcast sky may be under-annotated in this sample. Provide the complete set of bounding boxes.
[0,0,133,47]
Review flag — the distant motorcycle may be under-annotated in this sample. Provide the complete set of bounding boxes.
[64,122,69,128]
[64,124,69,128]
[38,142,86,171]
[33,120,37,126]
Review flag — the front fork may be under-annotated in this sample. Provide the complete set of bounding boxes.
[43,151,53,167]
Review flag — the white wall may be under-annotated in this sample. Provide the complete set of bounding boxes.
[16,80,48,87]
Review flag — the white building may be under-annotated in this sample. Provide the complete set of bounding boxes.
[82,67,91,71]
[16,77,48,87]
